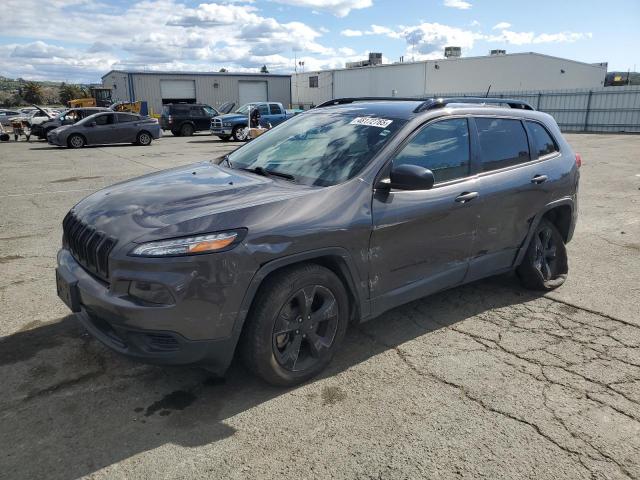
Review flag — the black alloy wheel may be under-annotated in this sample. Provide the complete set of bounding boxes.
[517,218,568,290]
[241,263,349,386]
[272,285,339,372]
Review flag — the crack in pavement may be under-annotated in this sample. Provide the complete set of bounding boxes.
[357,292,640,479]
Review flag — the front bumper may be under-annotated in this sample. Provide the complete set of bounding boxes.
[56,248,249,373]
[210,127,232,136]
[47,133,63,146]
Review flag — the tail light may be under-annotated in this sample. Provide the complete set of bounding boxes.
[575,153,582,168]
[168,115,173,124]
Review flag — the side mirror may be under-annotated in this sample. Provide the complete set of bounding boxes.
[378,164,435,191]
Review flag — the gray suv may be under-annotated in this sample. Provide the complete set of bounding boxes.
[55,97,580,386]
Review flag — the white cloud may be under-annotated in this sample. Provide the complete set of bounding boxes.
[486,30,592,45]
[270,0,372,17]
[341,29,364,37]
[443,0,472,10]
[492,22,511,30]
[399,22,479,59]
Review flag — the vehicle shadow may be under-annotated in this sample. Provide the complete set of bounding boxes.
[0,275,540,479]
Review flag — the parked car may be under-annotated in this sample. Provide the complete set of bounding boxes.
[0,109,21,126]
[55,97,579,386]
[24,105,59,127]
[211,102,294,141]
[47,111,161,148]
[32,107,110,139]
[159,103,222,136]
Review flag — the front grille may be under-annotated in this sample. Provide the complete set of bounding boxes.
[212,119,223,128]
[62,212,116,281]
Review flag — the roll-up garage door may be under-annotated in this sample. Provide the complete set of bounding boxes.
[239,81,268,106]
[160,80,196,104]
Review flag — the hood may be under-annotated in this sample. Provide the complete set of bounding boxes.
[215,113,248,122]
[32,104,54,119]
[72,162,315,247]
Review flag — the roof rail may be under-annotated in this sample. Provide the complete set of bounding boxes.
[416,97,534,112]
[314,96,535,112]
[315,97,426,108]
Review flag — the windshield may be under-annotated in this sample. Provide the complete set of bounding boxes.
[235,104,256,114]
[227,111,406,186]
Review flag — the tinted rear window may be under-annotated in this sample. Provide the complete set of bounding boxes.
[269,103,282,114]
[476,118,530,172]
[117,113,139,123]
[526,121,558,157]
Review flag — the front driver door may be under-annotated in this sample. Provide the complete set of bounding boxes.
[370,117,481,313]
[85,113,116,145]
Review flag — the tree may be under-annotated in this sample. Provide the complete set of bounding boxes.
[218,68,228,73]
[260,64,269,74]
[22,81,43,104]
[59,83,87,105]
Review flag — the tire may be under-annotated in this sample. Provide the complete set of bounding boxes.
[241,263,349,386]
[67,134,85,149]
[232,125,248,142]
[218,135,231,142]
[136,131,152,146]
[180,123,194,136]
[517,219,568,291]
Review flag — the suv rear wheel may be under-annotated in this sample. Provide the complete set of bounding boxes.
[241,264,349,386]
[517,219,568,290]
[180,123,194,136]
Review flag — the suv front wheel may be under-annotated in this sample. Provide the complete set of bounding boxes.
[517,219,568,290]
[241,264,349,386]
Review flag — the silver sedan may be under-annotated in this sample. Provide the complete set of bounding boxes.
[47,111,161,148]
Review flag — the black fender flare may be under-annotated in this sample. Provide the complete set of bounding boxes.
[231,247,368,340]
[513,197,575,267]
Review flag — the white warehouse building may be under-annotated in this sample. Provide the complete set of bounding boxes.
[102,70,292,115]
[291,52,607,108]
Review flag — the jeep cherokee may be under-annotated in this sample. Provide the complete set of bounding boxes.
[56,97,580,386]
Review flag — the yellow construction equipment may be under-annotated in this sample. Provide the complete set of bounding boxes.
[68,87,112,108]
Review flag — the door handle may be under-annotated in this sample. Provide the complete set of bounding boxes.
[531,174,548,184]
[455,191,479,203]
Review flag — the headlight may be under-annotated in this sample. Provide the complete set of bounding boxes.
[129,230,244,257]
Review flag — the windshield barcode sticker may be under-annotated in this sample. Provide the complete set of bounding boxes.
[350,117,393,128]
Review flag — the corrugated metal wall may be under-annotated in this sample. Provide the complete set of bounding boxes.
[428,86,640,133]
[103,72,291,115]
[291,53,607,108]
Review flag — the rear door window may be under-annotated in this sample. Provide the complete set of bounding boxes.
[476,118,530,172]
[393,118,471,183]
[269,103,282,114]
[526,121,558,157]
[116,113,139,123]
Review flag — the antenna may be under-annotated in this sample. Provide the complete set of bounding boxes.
[485,84,492,97]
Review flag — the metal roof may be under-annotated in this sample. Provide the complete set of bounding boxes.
[102,70,291,80]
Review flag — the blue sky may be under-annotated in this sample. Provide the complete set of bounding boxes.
[0,0,637,83]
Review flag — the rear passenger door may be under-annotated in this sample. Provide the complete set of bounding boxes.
[190,106,209,131]
[465,116,555,281]
[115,113,140,142]
[268,103,285,125]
